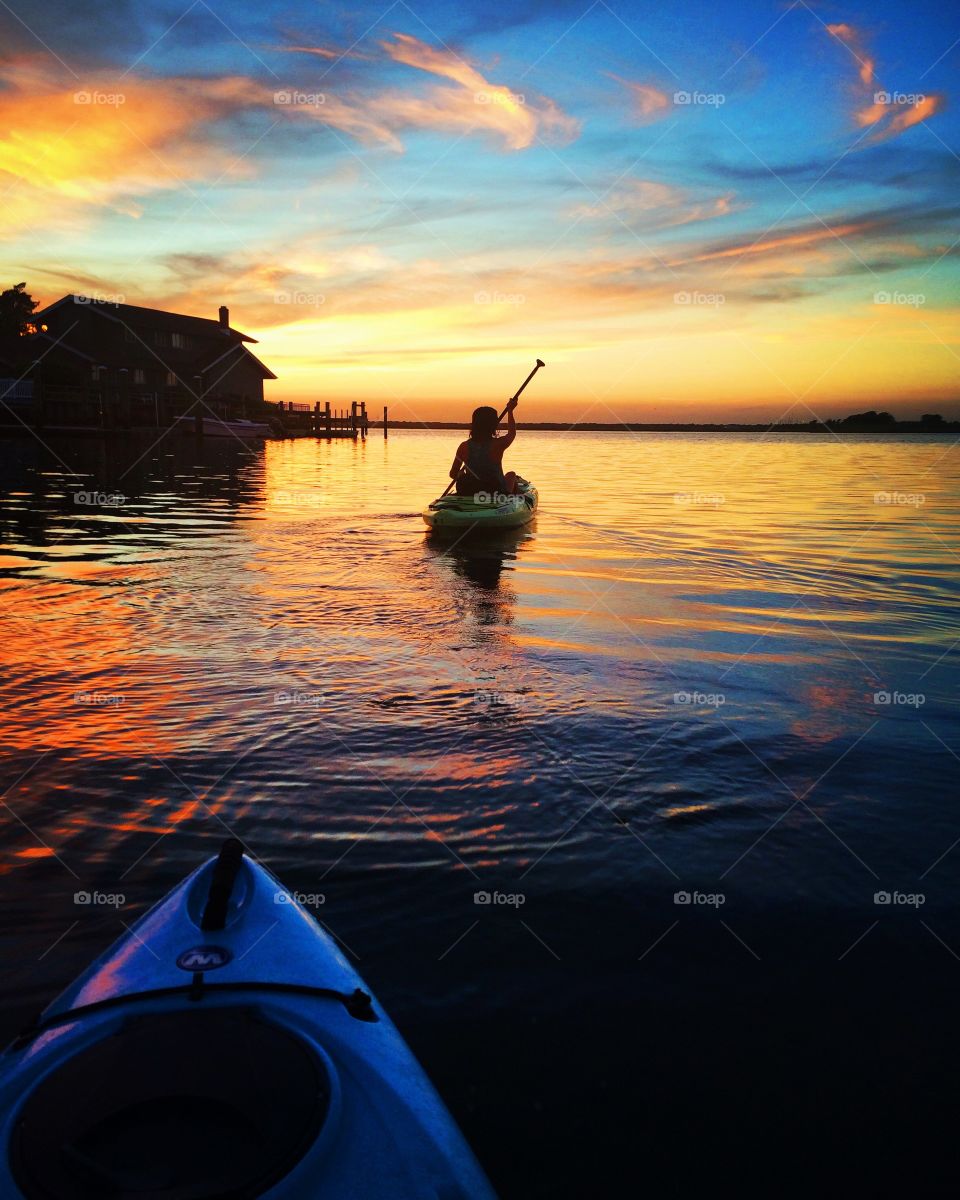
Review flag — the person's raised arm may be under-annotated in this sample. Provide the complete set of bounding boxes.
[500,398,518,448]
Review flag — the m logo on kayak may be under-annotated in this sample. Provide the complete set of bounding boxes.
[176,945,233,971]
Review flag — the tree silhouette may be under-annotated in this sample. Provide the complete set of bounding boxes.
[0,283,39,338]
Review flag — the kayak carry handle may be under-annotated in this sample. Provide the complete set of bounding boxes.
[201,838,245,931]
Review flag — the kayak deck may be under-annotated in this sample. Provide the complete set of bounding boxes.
[0,840,497,1200]
[424,480,538,531]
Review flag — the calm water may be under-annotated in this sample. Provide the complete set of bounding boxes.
[2,429,959,1194]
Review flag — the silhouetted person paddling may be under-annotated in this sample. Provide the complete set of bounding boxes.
[449,399,518,498]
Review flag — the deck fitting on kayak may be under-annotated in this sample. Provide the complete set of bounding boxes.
[345,987,375,1021]
[201,837,245,930]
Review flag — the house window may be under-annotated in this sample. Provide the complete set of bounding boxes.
[133,368,146,384]
[171,333,189,349]
[165,371,177,387]
[154,331,169,347]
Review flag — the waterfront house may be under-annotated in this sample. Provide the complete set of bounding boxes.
[2,296,276,431]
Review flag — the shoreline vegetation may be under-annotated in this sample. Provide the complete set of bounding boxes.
[373,411,959,434]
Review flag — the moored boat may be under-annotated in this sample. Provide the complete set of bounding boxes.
[174,414,273,439]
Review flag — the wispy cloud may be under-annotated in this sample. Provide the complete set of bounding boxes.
[825,21,945,144]
[4,4,956,418]
[825,22,877,89]
[881,93,943,137]
[295,31,580,150]
[0,59,261,234]
[573,179,736,228]
[280,44,353,61]
[672,216,880,266]
[608,75,672,123]
[134,200,956,338]
[0,31,579,235]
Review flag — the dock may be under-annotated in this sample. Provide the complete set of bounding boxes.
[275,400,373,439]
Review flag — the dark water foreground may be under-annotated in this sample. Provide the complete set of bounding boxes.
[1,430,958,1195]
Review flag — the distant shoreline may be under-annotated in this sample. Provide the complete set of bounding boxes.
[371,420,960,434]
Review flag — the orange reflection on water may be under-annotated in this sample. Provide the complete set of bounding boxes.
[787,680,870,747]
[662,804,713,821]
[2,429,957,890]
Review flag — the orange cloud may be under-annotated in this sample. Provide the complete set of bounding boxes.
[383,32,489,90]
[858,90,944,145]
[282,45,349,60]
[854,99,888,128]
[884,92,943,135]
[601,179,677,211]
[824,23,944,143]
[0,36,579,235]
[0,61,262,234]
[277,33,578,151]
[609,76,672,123]
[573,179,737,228]
[826,23,876,88]
[286,92,404,149]
[671,218,878,267]
[380,33,578,149]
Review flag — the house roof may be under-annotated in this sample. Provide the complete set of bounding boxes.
[27,294,277,382]
[34,295,258,343]
[200,340,277,381]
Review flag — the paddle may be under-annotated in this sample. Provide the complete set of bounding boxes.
[436,358,545,501]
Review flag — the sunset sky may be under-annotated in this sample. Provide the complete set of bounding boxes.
[2,0,958,421]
